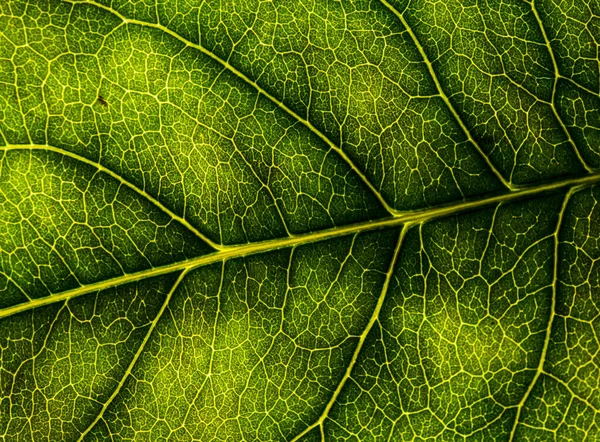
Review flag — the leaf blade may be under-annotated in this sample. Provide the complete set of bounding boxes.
[1,0,599,439]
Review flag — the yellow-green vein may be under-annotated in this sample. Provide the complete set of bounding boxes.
[1,172,599,321]
[290,225,407,441]
[528,0,594,173]
[378,0,515,191]
[508,188,573,441]
[0,144,222,250]
[76,269,189,441]
[67,0,398,216]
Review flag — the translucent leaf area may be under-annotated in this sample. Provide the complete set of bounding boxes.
[0,0,599,440]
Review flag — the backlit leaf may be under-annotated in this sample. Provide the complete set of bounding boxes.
[0,0,599,440]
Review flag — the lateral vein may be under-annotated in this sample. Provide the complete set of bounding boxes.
[508,189,573,441]
[528,0,594,173]
[0,144,222,250]
[76,269,189,441]
[67,0,397,216]
[378,0,515,190]
[290,225,408,441]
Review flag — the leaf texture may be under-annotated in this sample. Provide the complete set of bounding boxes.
[0,0,599,440]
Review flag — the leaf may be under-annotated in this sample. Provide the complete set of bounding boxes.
[0,0,599,440]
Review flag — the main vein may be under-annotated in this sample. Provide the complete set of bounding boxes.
[68,0,397,216]
[1,171,599,321]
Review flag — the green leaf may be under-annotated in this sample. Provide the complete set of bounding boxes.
[0,0,599,440]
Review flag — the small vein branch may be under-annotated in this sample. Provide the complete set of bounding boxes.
[378,0,514,190]
[290,225,408,441]
[508,190,572,441]
[76,269,189,441]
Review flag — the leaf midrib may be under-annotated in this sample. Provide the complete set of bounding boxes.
[2,169,599,321]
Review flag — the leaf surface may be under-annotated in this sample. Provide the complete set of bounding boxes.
[0,0,599,440]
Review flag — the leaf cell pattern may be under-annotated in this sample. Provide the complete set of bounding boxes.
[0,0,599,440]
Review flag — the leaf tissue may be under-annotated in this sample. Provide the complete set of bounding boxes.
[0,0,599,440]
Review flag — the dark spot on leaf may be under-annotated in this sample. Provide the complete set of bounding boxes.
[97,95,108,107]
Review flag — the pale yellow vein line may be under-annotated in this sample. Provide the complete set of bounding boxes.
[543,371,600,413]
[290,225,407,442]
[76,269,189,441]
[0,144,222,250]
[67,0,397,216]
[508,189,573,441]
[378,0,515,191]
[1,172,599,321]
[528,0,594,173]
[560,75,600,100]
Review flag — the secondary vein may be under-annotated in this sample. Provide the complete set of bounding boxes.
[0,144,222,250]
[528,0,594,173]
[378,0,515,190]
[508,189,572,441]
[290,225,408,441]
[68,0,398,216]
[76,269,189,441]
